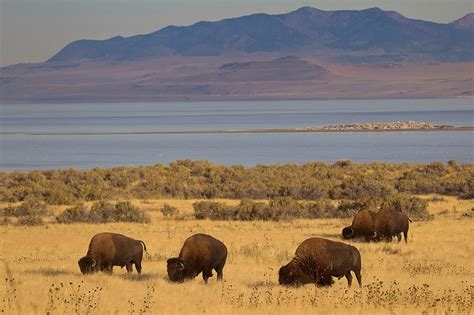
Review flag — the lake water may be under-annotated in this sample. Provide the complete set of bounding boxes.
[0,99,473,169]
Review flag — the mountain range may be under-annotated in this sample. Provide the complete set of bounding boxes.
[1,7,473,102]
[49,7,474,63]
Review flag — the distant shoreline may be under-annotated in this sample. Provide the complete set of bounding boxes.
[1,95,473,105]
[2,126,473,136]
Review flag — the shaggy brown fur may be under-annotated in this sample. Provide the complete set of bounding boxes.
[279,237,362,287]
[373,209,411,243]
[342,209,377,241]
[167,234,227,283]
[78,232,146,274]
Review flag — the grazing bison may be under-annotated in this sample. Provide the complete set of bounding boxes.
[167,233,227,283]
[342,209,377,241]
[279,237,362,287]
[372,209,412,243]
[78,232,147,274]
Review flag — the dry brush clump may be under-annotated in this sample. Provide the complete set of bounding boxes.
[192,195,429,221]
[159,203,179,218]
[193,197,338,221]
[0,198,52,226]
[56,201,150,224]
[0,161,472,204]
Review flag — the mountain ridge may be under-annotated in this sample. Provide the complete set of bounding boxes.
[450,13,474,31]
[48,7,474,63]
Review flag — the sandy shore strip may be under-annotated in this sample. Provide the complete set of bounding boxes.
[2,121,474,135]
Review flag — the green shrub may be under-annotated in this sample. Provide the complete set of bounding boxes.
[267,197,304,221]
[159,203,179,217]
[10,199,52,217]
[2,206,16,217]
[194,198,341,221]
[233,199,268,221]
[56,203,89,223]
[56,201,150,224]
[114,201,150,223]
[88,201,116,223]
[0,161,472,204]
[193,201,233,220]
[303,200,338,218]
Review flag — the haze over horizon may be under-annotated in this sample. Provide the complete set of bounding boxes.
[1,0,473,67]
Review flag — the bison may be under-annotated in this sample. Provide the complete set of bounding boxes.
[342,209,377,241]
[167,233,227,283]
[279,237,362,287]
[372,209,412,243]
[78,232,147,274]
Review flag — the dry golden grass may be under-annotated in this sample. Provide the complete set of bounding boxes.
[1,196,473,314]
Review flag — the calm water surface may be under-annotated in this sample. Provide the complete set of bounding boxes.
[0,99,473,169]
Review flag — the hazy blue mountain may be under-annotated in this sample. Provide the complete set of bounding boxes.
[40,7,474,63]
[450,13,474,32]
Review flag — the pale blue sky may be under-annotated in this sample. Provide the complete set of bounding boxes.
[1,0,472,66]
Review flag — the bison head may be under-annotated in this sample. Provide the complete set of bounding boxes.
[342,226,355,239]
[278,262,308,286]
[78,256,97,274]
[167,258,187,282]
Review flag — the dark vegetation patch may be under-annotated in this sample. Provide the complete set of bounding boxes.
[0,161,471,204]
[1,198,52,226]
[192,195,429,221]
[56,201,150,224]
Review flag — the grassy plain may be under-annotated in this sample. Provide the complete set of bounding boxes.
[1,195,473,314]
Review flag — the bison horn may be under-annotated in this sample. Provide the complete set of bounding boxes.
[91,259,96,267]
[179,262,184,270]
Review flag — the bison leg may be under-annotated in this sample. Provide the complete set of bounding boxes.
[102,264,113,274]
[99,264,108,273]
[403,230,408,243]
[126,263,133,273]
[202,270,213,283]
[135,262,142,274]
[354,268,362,287]
[345,272,353,287]
[396,233,402,242]
[318,275,334,287]
[215,264,224,281]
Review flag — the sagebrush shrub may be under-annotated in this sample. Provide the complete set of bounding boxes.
[194,197,350,221]
[1,161,471,204]
[17,215,44,226]
[114,201,150,223]
[14,199,52,217]
[56,203,89,223]
[159,203,179,217]
[56,201,150,224]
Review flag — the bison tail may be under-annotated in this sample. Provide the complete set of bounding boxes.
[408,218,413,223]
[139,240,147,252]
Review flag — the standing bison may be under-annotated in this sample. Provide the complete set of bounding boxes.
[372,209,412,243]
[78,232,147,274]
[279,237,362,287]
[167,233,227,283]
[342,209,377,241]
